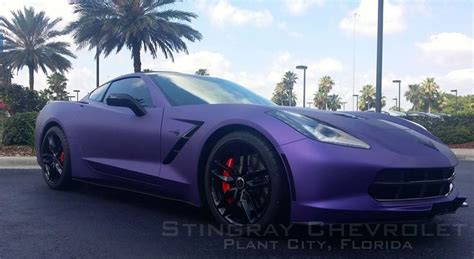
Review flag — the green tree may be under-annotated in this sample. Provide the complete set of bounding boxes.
[0,84,47,114]
[405,84,424,111]
[271,82,296,106]
[68,0,202,73]
[281,71,298,106]
[313,75,335,109]
[46,72,69,100]
[358,84,386,111]
[195,69,209,76]
[0,7,76,90]
[326,94,342,111]
[0,64,12,86]
[420,77,440,113]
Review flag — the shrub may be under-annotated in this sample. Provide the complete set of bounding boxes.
[1,84,48,115]
[404,115,474,144]
[2,112,38,147]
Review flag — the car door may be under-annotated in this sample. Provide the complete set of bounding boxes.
[77,76,163,185]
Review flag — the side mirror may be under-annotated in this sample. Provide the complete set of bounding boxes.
[106,93,147,117]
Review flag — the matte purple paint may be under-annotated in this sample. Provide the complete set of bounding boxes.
[35,72,465,223]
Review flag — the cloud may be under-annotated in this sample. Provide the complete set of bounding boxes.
[207,0,273,28]
[0,0,76,45]
[284,0,325,16]
[339,0,405,36]
[309,58,344,74]
[441,68,474,95]
[444,68,473,84]
[0,0,75,27]
[277,21,304,38]
[143,51,233,78]
[416,32,473,68]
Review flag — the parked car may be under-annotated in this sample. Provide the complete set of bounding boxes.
[35,72,467,227]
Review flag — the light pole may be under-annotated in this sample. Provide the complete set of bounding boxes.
[451,89,458,112]
[296,65,308,107]
[392,79,401,111]
[341,101,347,111]
[353,94,359,111]
[73,90,80,102]
[352,12,358,111]
[375,0,384,113]
[306,101,313,108]
[96,47,100,88]
[392,97,398,109]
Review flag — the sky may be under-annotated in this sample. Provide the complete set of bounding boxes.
[0,0,472,110]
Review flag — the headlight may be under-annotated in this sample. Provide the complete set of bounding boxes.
[268,110,370,149]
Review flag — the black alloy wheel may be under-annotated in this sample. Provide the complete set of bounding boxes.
[204,131,288,227]
[41,126,72,189]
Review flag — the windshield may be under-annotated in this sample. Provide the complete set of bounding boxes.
[149,73,275,106]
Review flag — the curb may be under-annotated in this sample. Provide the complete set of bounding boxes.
[452,149,474,161]
[0,149,473,169]
[0,157,40,169]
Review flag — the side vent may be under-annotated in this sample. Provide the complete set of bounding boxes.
[163,120,203,164]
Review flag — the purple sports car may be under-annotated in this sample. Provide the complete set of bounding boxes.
[35,71,467,227]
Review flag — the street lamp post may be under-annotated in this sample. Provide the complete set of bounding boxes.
[352,12,358,111]
[392,79,401,111]
[73,90,80,102]
[353,94,359,111]
[451,89,458,112]
[375,0,384,113]
[393,97,398,109]
[296,65,308,108]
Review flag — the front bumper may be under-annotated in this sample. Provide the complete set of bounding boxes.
[278,138,466,223]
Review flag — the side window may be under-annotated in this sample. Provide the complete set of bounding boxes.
[89,83,109,102]
[105,77,153,107]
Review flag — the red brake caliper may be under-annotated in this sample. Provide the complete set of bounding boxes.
[222,158,234,203]
[59,152,65,165]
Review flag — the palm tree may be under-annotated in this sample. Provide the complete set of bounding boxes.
[318,76,334,94]
[68,0,202,73]
[46,72,69,100]
[420,77,440,113]
[405,84,424,111]
[0,7,76,90]
[313,75,335,109]
[358,84,385,110]
[271,82,296,106]
[195,69,209,76]
[326,94,342,111]
[282,71,298,106]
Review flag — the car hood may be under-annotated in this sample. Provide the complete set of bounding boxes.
[273,107,454,158]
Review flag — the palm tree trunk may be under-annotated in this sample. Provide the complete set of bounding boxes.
[132,43,142,73]
[28,65,34,90]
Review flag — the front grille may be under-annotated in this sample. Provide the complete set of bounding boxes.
[369,168,455,201]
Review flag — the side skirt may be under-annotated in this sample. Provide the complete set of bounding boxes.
[72,177,200,208]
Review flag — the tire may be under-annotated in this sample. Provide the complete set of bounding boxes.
[40,126,72,190]
[204,131,289,229]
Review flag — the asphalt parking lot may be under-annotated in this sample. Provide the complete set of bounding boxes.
[0,161,472,258]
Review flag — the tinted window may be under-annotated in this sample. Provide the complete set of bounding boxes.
[89,83,109,102]
[105,77,152,107]
[150,73,275,106]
